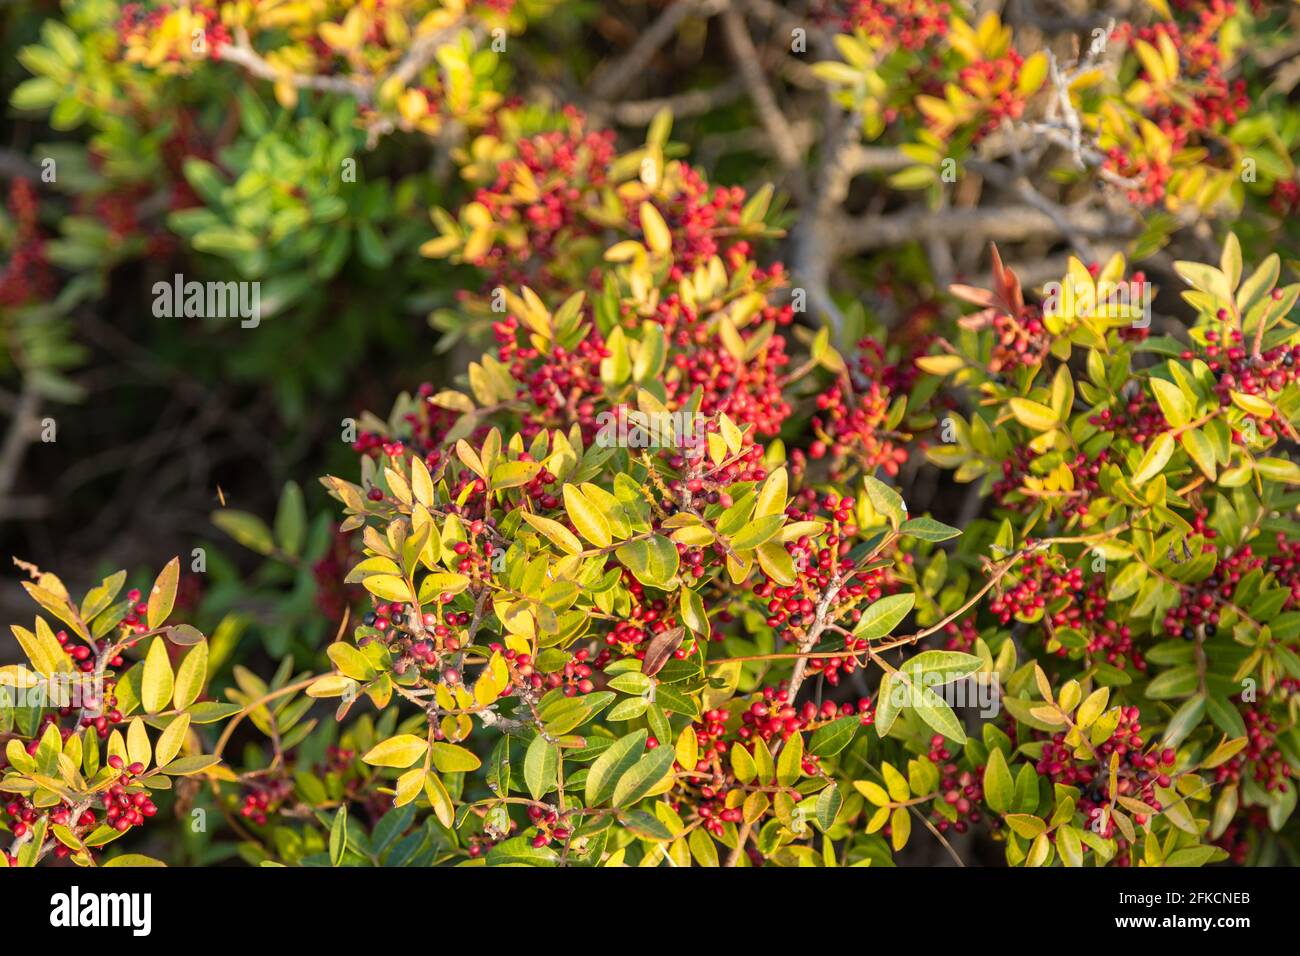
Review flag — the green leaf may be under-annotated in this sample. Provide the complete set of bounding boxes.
[486,835,559,867]
[1257,457,1300,484]
[146,558,180,629]
[1055,825,1084,867]
[688,827,720,865]
[1205,695,1247,738]
[912,692,966,743]
[864,475,906,527]
[730,515,785,551]
[874,673,901,736]
[362,575,415,603]
[1173,260,1231,303]
[852,593,916,639]
[615,535,679,588]
[776,730,804,786]
[1162,693,1206,747]
[102,854,166,868]
[161,754,222,780]
[898,650,983,681]
[327,642,375,681]
[754,467,788,518]
[1108,562,1147,601]
[585,730,648,806]
[160,754,221,776]
[620,809,674,842]
[679,587,708,634]
[611,745,675,807]
[881,762,910,802]
[155,713,190,767]
[1145,665,1199,700]
[274,482,307,556]
[1132,432,1175,485]
[1150,378,1191,428]
[520,512,583,555]
[524,734,558,801]
[492,460,543,489]
[539,692,615,735]
[1003,813,1046,838]
[731,743,758,783]
[984,746,1014,813]
[212,510,275,554]
[815,783,843,832]
[329,805,348,867]
[808,715,860,757]
[899,517,961,541]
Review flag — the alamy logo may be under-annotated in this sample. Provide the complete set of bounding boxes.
[49,886,152,936]
[152,274,261,328]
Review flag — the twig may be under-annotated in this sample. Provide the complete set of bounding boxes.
[719,4,807,195]
[831,203,1117,255]
[0,379,40,519]
[590,0,723,100]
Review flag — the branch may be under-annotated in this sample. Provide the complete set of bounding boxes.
[216,19,472,105]
[590,0,724,101]
[216,33,370,99]
[719,4,806,191]
[0,379,40,519]
[607,77,747,126]
[830,203,1118,255]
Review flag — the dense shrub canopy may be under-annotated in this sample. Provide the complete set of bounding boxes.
[3,0,1300,868]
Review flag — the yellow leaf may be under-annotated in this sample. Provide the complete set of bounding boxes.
[1008,397,1058,431]
[915,354,964,376]
[563,485,612,548]
[639,202,672,255]
[155,713,190,767]
[424,772,455,827]
[754,467,788,518]
[890,806,911,851]
[1018,51,1049,95]
[126,717,151,770]
[141,637,174,714]
[1134,40,1168,86]
[363,734,429,769]
[395,768,425,807]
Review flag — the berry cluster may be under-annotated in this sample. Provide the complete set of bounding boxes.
[0,180,54,308]
[1110,5,1249,206]
[928,734,985,834]
[680,695,873,840]
[1029,706,1176,852]
[987,552,1085,626]
[1178,325,1299,445]
[239,777,294,826]
[822,0,952,51]
[462,108,618,292]
[1160,546,1257,640]
[1212,703,1293,793]
[954,47,1029,141]
[359,599,475,687]
[2,753,159,862]
[809,338,912,478]
[118,3,231,63]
